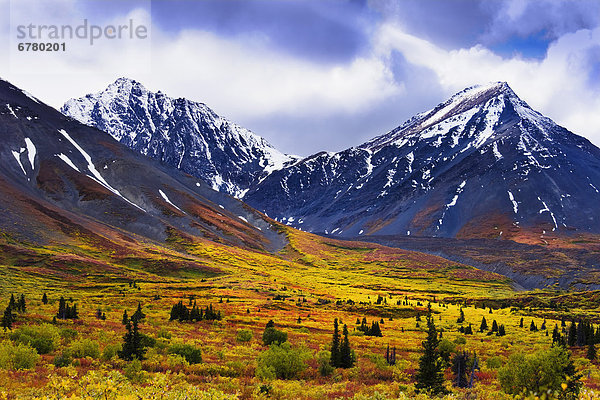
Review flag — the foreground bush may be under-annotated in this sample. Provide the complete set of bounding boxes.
[67,338,101,359]
[236,329,253,342]
[256,342,310,380]
[9,323,60,354]
[168,343,203,365]
[262,327,287,346]
[0,340,39,370]
[34,369,239,399]
[498,345,581,398]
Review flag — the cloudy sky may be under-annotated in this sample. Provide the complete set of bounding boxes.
[1,0,599,156]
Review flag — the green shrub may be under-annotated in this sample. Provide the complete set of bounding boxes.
[453,336,466,345]
[67,338,100,359]
[255,342,310,380]
[262,327,287,346]
[498,346,581,397]
[156,328,172,339]
[124,358,147,383]
[438,338,456,365]
[60,328,78,343]
[317,349,334,376]
[167,353,189,369]
[168,343,202,365]
[10,324,60,354]
[53,351,72,367]
[0,341,40,370]
[485,355,504,369]
[102,343,121,361]
[139,333,157,349]
[236,329,253,342]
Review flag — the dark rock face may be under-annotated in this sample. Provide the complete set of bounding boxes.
[62,78,297,198]
[243,82,600,238]
[1,78,285,252]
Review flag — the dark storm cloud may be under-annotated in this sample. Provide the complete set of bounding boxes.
[150,0,375,63]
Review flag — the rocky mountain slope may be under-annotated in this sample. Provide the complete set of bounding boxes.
[1,78,285,252]
[243,82,600,239]
[61,78,298,198]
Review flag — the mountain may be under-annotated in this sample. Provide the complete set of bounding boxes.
[243,82,600,239]
[0,77,285,253]
[61,78,298,198]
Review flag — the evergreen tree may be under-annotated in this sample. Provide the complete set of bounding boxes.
[386,344,397,366]
[552,324,562,346]
[576,320,586,347]
[122,310,129,325]
[464,324,473,335]
[491,320,499,333]
[452,351,470,388]
[42,293,48,305]
[330,318,341,368]
[587,341,597,361]
[368,321,383,337]
[1,305,14,331]
[339,324,354,368]
[457,308,465,323]
[530,320,538,332]
[8,294,15,310]
[568,321,577,346]
[119,317,145,361]
[497,324,506,337]
[132,302,145,322]
[17,294,26,313]
[519,317,524,328]
[57,297,66,319]
[415,306,446,395]
[479,316,488,332]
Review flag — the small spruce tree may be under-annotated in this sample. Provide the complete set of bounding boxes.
[415,305,447,395]
[331,318,341,368]
[457,308,465,323]
[131,303,145,322]
[339,324,355,368]
[479,316,488,332]
[497,324,506,337]
[452,351,470,388]
[587,341,597,361]
[491,320,499,333]
[42,293,48,305]
[1,305,14,331]
[17,294,26,313]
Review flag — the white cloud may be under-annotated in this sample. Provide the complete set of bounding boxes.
[145,29,403,119]
[1,0,599,151]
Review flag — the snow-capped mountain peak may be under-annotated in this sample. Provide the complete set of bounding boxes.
[62,78,298,198]
[243,82,600,238]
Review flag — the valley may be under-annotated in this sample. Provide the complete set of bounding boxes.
[1,76,600,399]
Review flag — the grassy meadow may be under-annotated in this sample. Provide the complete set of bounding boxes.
[0,228,599,399]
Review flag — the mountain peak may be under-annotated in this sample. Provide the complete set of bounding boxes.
[61,79,298,198]
[244,80,600,240]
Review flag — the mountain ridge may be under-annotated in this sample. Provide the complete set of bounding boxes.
[61,77,299,198]
[243,81,600,238]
